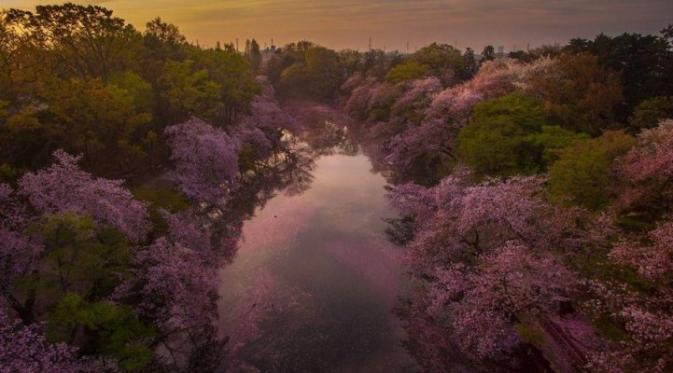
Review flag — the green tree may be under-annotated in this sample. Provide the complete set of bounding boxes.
[338,49,363,77]
[193,48,259,124]
[277,45,342,100]
[457,93,583,177]
[157,59,221,122]
[41,77,152,175]
[385,59,428,83]
[548,131,636,210]
[525,125,589,166]
[412,43,464,84]
[662,24,673,44]
[141,18,188,84]
[629,96,673,131]
[304,46,342,99]
[109,71,154,113]
[29,213,133,299]
[48,293,154,371]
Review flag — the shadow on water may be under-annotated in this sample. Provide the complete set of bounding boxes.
[216,106,420,372]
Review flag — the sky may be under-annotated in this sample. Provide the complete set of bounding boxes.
[2,0,672,51]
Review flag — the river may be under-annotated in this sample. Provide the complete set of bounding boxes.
[216,113,420,372]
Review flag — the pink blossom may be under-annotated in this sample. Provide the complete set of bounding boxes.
[242,77,297,132]
[390,77,442,123]
[18,150,150,242]
[621,306,673,344]
[340,72,365,94]
[392,175,564,273]
[162,210,213,253]
[0,183,11,201]
[610,222,673,280]
[0,228,42,289]
[617,120,673,209]
[134,237,218,332]
[426,57,553,122]
[383,118,459,177]
[432,242,576,358]
[165,118,241,205]
[0,309,110,372]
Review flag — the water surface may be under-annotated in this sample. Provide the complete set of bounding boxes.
[217,126,418,372]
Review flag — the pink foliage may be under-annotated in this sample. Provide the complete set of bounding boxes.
[587,303,673,372]
[621,305,673,344]
[134,237,218,332]
[610,222,673,280]
[232,125,274,158]
[392,175,565,272]
[391,173,583,363]
[0,228,42,289]
[390,77,442,121]
[400,77,442,104]
[426,58,553,122]
[475,241,575,314]
[165,118,240,204]
[429,241,575,359]
[162,210,213,253]
[0,183,11,201]
[340,72,365,94]
[242,77,296,132]
[383,118,457,175]
[127,209,221,339]
[343,78,398,121]
[617,120,673,209]
[455,177,553,247]
[342,58,554,181]
[366,81,400,113]
[0,309,107,372]
[18,150,150,242]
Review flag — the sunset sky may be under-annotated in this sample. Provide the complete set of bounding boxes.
[4,0,672,51]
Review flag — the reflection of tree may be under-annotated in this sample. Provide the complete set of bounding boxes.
[301,120,356,156]
[345,120,395,178]
[196,138,318,262]
[285,101,360,157]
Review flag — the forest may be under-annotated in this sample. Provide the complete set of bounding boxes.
[2,2,673,373]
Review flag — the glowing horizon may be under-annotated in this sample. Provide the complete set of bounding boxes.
[4,0,672,51]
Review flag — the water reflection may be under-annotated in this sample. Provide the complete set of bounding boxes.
[217,114,419,372]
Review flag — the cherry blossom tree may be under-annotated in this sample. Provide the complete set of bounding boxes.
[389,172,587,367]
[383,118,458,184]
[616,120,673,211]
[133,237,218,333]
[164,118,241,205]
[610,222,673,280]
[0,309,109,372]
[391,174,570,273]
[17,150,150,242]
[242,76,296,131]
[425,57,553,123]
[390,77,442,125]
[409,240,577,363]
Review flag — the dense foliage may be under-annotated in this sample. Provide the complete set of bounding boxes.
[0,4,259,179]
